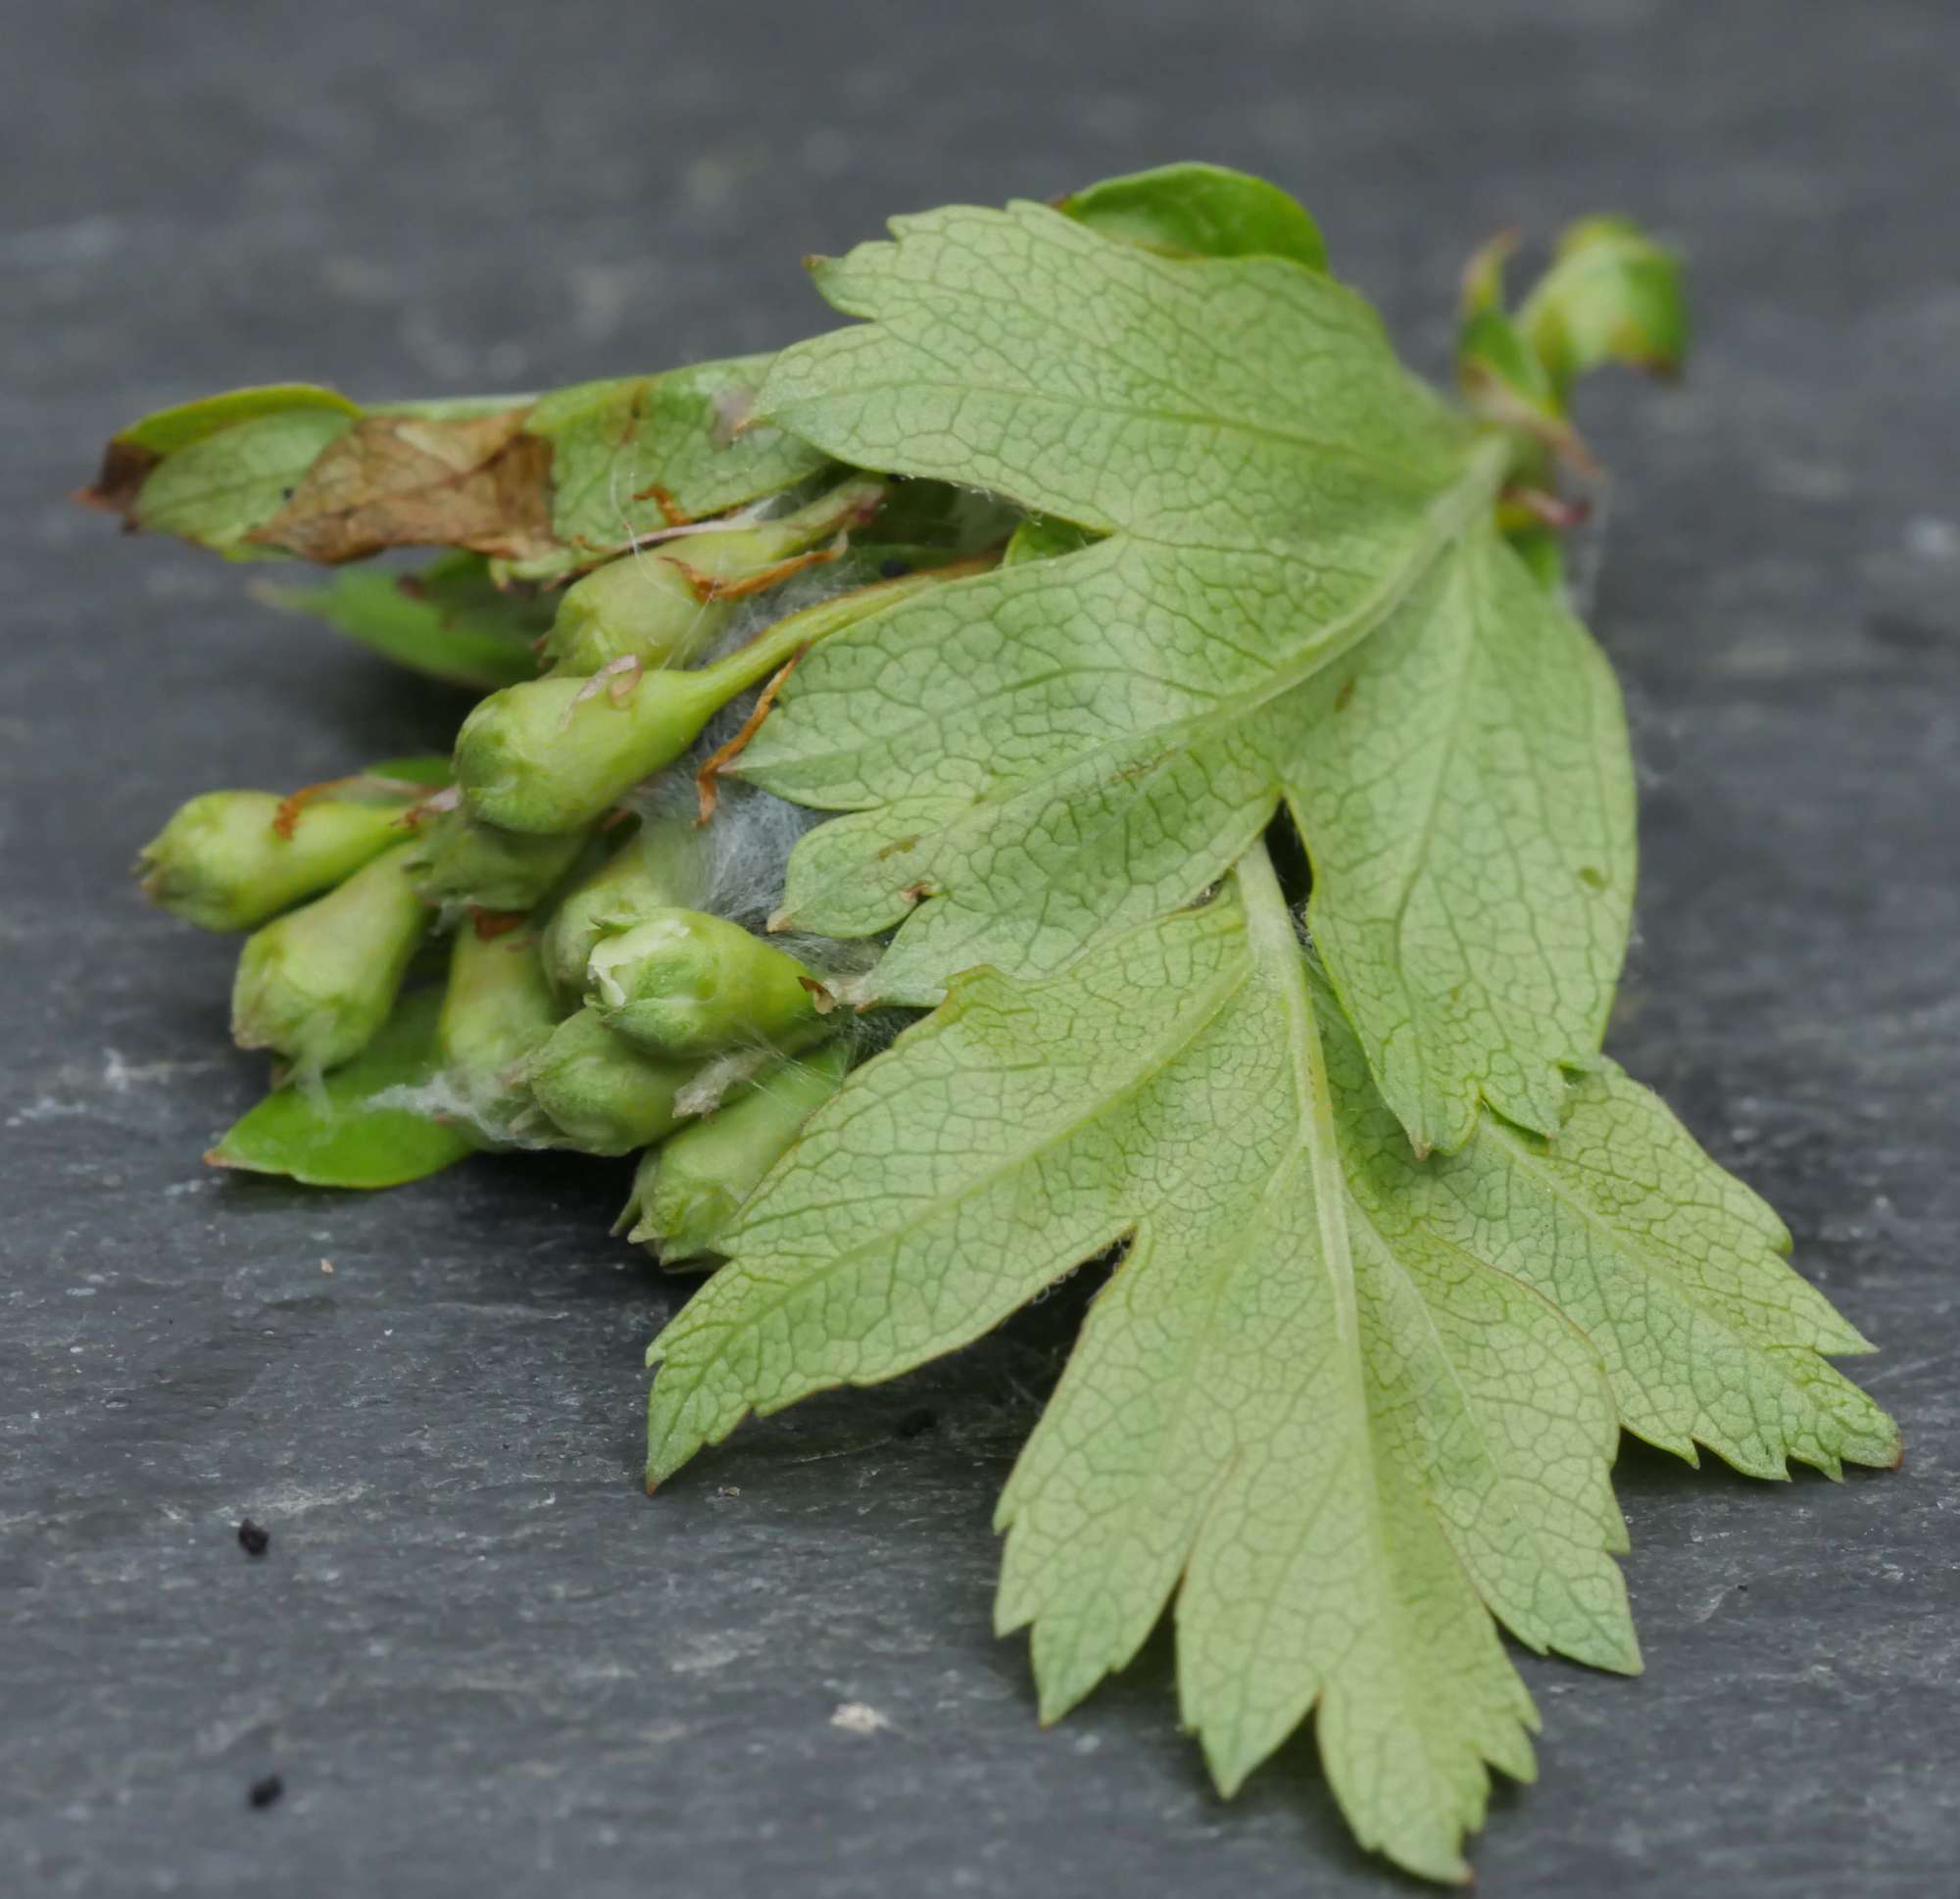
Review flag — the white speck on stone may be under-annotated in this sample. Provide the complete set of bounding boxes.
[101,1049,220,1092]
[9,1096,87,1126]
[1905,516,1959,562]
[830,1701,891,1736]
[670,1631,759,1676]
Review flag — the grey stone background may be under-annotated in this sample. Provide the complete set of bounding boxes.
[4,1,1955,1893]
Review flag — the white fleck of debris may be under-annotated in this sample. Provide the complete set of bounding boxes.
[714,1485,742,1499]
[101,1049,220,1092]
[670,1631,757,1676]
[830,1701,891,1736]
[1073,1733,1102,1755]
[8,1096,87,1126]
[1905,516,1959,562]
[319,1258,335,1275]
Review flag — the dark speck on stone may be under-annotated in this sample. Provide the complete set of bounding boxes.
[248,1775,283,1811]
[893,1407,938,1440]
[237,1519,270,1557]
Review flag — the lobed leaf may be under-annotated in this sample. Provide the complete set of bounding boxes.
[83,361,827,580]
[646,850,1893,1878]
[746,200,1631,1153]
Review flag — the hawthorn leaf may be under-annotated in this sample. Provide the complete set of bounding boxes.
[255,551,552,690]
[745,200,1633,1154]
[83,361,827,579]
[1058,160,1329,269]
[208,988,475,1189]
[646,850,1895,1877]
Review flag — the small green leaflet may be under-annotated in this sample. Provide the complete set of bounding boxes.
[80,363,826,580]
[208,988,474,1189]
[255,552,552,691]
[744,198,1633,1156]
[646,850,1896,1881]
[1057,160,1329,268]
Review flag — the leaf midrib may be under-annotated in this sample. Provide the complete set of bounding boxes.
[784,443,1511,949]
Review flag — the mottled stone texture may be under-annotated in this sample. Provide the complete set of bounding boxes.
[3,2,1955,1893]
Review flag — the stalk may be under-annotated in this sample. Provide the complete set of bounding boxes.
[455,560,988,834]
[230,842,430,1072]
[586,909,829,1059]
[621,1041,851,1265]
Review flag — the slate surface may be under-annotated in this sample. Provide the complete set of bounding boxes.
[4,2,1956,1893]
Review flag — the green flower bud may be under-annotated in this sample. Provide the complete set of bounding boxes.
[586,909,829,1060]
[137,787,416,931]
[454,669,727,834]
[230,843,430,1073]
[436,925,565,1109]
[542,477,885,676]
[457,561,988,835]
[541,815,711,999]
[621,1041,851,1265]
[517,1006,696,1156]
[405,807,591,914]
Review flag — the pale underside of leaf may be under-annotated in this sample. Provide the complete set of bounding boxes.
[645,855,1896,1877]
[650,869,1623,1879]
[745,198,1633,1154]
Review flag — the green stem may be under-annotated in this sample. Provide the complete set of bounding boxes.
[457,558,994,835]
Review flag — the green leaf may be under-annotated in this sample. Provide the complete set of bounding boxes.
[256,552,552,690]
[514,364,828,581]
[107,382,364,456]
[81,360,827,580]
[1059,162,1328,270]
[748,200,1631,1153]
[208,988,475,1189]
[1518,217,1689,397]
[89,398,360,558]
[646,852,1895,1881]
[1001,512,1101,566]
